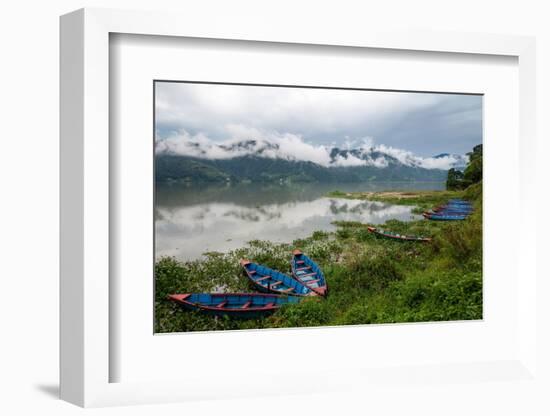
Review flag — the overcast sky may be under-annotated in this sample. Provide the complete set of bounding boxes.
[155,82,482,157]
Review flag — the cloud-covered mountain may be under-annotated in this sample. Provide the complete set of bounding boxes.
[155,130,467,171]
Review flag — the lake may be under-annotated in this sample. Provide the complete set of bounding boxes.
[155,182,445,261]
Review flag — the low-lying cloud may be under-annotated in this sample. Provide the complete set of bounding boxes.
[155,126,466,170]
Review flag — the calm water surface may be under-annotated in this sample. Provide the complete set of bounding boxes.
[155,182,445,261]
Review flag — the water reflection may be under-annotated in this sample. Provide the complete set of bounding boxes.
[155,182,441,261]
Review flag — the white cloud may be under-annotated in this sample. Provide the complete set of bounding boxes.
[156,127,465,170]
[156,83,440,138]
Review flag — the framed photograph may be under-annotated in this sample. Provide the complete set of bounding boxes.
[60,8,538,408]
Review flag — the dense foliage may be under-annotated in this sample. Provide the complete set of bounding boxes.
[446,144,482,190]
[155,185,482,333]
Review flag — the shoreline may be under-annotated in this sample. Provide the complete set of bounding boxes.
[155,187,482,333]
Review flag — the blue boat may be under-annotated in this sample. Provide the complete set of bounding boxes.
[449,199,472,205]
[423,212,468,221]
[240,260,314,296]
[436,205,472,209]
[367,226,432,243]
[440,204,473,210]
[290,250,328,296]
[433,207,473,215]
[168,293,301,318]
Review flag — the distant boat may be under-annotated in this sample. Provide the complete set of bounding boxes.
[423,212,468,221]
[367,226,432,242]
[240,259,314,296]
[290,250,328,296]
[168,293,301,318]
[433,206,473,213]
[449,199,472,205]
[432,207,473,215]
[433,203,473,212]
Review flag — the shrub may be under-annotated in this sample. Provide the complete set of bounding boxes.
[348,253,404,292]
[273,298,331,327]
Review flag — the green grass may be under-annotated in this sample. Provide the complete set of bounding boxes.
[155,184,482,333]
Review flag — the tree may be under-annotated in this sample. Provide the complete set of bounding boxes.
[446,168,465,190]
[463,144,482,184]
[446,144,482,190]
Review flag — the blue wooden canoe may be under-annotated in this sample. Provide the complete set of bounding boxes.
[290,250,328,296]
[367,226,432,242]
[432,209,472,216]
[434,204,473,212]
[433,206,473,212]
[240,259,314,296]
[168,293,301,318]
[423,212,468,221]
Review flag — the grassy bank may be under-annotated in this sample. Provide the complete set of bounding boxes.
[155,182,482,333]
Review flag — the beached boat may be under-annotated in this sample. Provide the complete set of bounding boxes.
[433,205,473,213]
[240,260,314,296]
[168,293,301,318]
[447,202,472,206]
[367,226,431,242]
[423,212,468,221]
[290,250,328,296]
[432,209,472,216]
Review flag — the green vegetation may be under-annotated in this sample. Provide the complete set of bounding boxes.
[447,144,482,190]
[155,183,482,333]
[155,154,448,184]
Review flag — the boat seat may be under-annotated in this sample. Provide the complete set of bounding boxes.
[256,276,271,282]
[270,281,283,287]
[265,303,275,308]
[300,272,316,277]
[296,260,305,264]
[305,279,320,285]
[248,270,256,274]
[296,266,311,271]
[216,301,228,308]
[280,287,295,294]
[241,301,252,309]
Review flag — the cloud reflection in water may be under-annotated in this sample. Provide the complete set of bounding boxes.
[155,196,419,261]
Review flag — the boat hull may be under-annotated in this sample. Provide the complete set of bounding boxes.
[240,260,313,296]
[290,250,328,296]
[423,212,467,221]
[168,293,301,318]
[367,226,431,242]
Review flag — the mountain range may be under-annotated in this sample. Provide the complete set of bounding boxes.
[155,139,467,184]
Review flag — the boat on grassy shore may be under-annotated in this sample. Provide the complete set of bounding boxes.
[367,226,432,242]
[290,250,328,296]
[423,212,468,221]
[168,293,301,318]
[433,205,473,213]
[240,259,314,296]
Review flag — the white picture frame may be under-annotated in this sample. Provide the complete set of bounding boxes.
[60,8,538,408]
